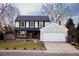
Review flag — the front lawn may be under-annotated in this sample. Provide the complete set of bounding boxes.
[0,40,45,50]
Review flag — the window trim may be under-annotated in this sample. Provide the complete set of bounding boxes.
[15,21,19,27]
[20,21,25,28]
[35,21,38,28]
[26,21,29,28]
[17,31,27,37]
[39,21,43,28]
[30,21,34,28]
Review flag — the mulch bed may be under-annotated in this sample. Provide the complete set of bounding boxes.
[69,42,79,50]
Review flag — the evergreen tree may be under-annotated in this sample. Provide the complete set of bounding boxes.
[76,23,79,43]
[76,23,79,31]
[65,18,74,29]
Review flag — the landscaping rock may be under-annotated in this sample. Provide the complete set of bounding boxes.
[17,48,23,50]
[33,40,38,43]
[27,48,33,50]
[5,48,9,50]
[9,48,13,50]
[40,48,46,50]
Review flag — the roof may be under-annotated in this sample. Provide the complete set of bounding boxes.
[14,28,40,31]
[40,23,67,33]
[15,16,50,21]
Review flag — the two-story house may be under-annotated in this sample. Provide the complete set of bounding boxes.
[14,16,50,40]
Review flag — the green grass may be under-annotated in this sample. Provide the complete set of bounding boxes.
[0,40,44,48]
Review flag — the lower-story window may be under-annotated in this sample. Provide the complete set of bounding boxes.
[17,31,27,37]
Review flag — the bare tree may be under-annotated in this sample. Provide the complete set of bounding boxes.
[0,3,19,31]
[41,3,71,24]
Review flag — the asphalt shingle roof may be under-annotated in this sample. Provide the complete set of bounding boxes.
[15,16,50,21]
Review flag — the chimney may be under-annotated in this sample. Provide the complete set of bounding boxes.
[59,20,61,25]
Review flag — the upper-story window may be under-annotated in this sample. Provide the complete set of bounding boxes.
[15,22,19,27]
[35,22,38,28]
[39,22,43,28]
[20,21,25,28]
[45,22,50,27]
[26,21,29,28]
[30,21,34,28]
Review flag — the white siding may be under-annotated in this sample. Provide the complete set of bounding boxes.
[35,22,38,28]
[26,21,29,28]
[15,22,19,27]
[40,33,66,41]
[45,22,50,26]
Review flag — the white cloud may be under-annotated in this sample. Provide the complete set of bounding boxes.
[15,3,42,15]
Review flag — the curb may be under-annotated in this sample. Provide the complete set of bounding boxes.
[0,48,46,50]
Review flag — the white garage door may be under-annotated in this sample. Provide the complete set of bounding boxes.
[40,33,66,41]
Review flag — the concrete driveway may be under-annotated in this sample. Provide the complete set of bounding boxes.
[44,42,79,54]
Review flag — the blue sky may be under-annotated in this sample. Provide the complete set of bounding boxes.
[65,3,79,23]
[67,3,79,16]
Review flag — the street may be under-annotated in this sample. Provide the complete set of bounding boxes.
[0,50,79,56]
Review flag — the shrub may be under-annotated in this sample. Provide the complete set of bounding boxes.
[76,23,79,43]
[6,48,9,50]
[13,47,16,50]
[24,48,26,50]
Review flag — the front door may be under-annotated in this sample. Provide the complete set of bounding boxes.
[27,31,40,39]
[32,31,40,39]
[27,32,32,39]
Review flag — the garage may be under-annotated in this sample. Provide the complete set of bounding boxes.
[40,23,67,41]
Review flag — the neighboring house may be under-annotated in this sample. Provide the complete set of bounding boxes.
[14,16,50,40]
